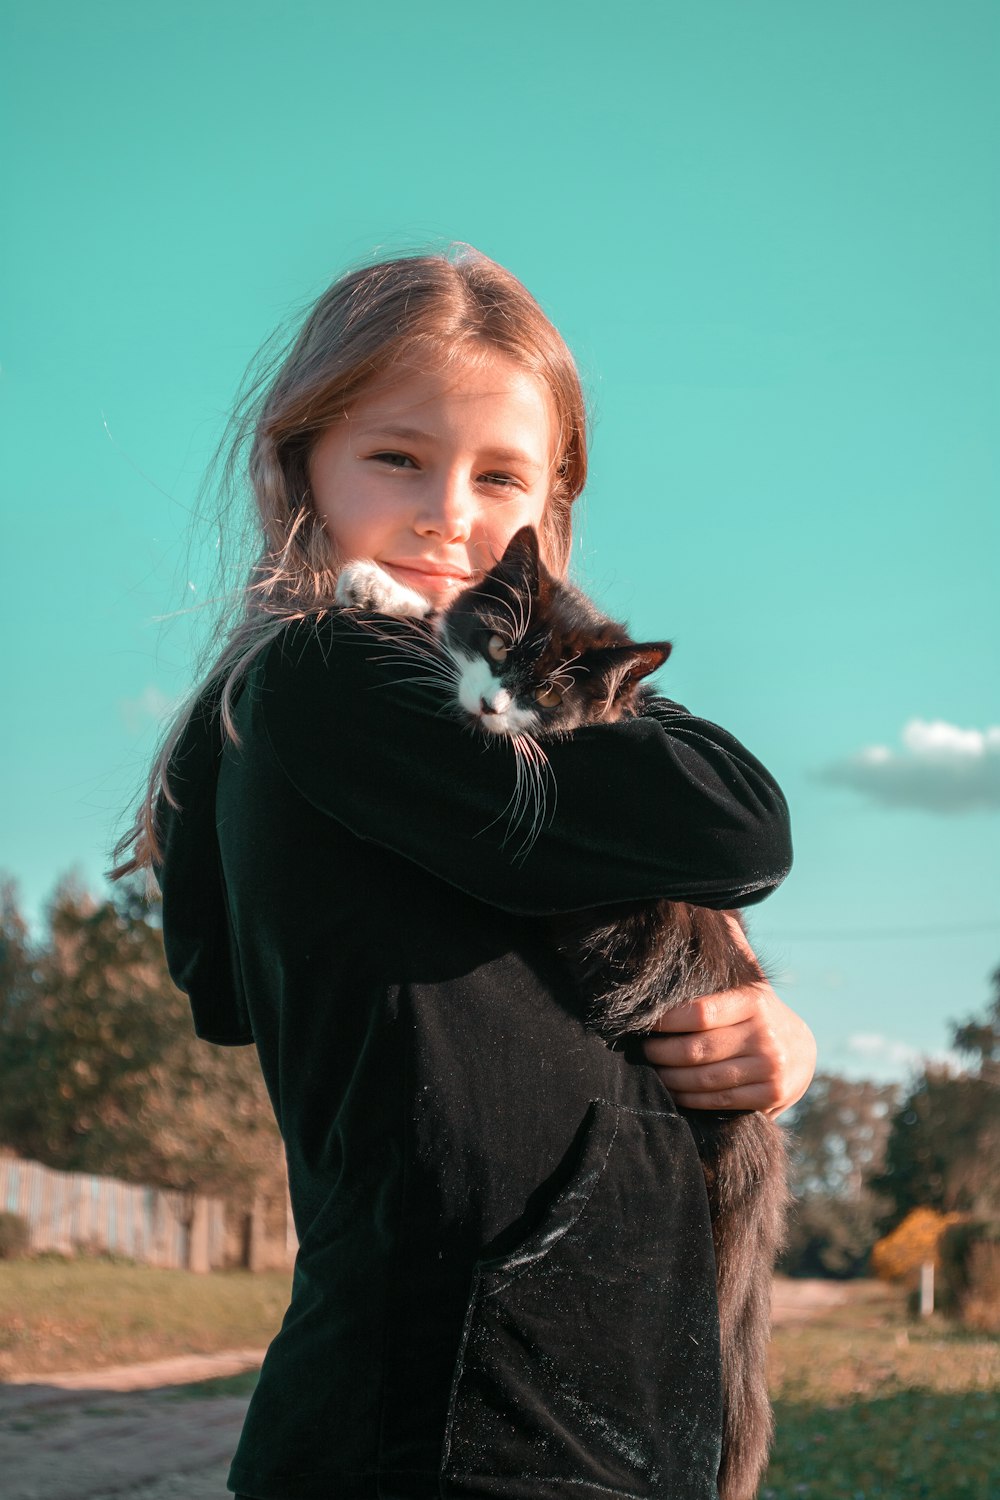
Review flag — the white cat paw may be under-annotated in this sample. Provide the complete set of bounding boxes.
[335,560,431,618]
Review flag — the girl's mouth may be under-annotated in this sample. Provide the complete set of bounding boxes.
[382,563,472,595]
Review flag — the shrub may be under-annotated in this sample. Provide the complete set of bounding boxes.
[870,1206,963,1282]
[939,1218,1000,1330]
[779,1192,882,1279]
[0,1210,31,1259]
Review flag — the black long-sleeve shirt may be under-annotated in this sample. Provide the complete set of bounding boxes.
[154,610,792,1500]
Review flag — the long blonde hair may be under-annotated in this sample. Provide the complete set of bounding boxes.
[108,246,589,883]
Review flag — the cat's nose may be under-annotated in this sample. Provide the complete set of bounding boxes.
[478,688,512,715]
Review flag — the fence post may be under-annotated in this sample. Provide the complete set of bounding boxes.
[919,1259,935,1317]
[247,1194,266,1271]
[187,1195,211,1273]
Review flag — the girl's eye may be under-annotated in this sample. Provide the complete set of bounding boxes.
[487,634,509,662]
[480,473,519,489]
[371,451,416,469]
[534,683,563,707]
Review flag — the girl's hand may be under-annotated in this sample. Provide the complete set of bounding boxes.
[639,915,816,1118]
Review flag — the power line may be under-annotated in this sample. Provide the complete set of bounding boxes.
[753,920,999,943]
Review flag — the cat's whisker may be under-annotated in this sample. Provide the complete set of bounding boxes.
[475,739,529,846]
[364,638,462,677]
[491,575,529,644]
[501,730,555,863]
[362,638,462,697]
[459,586,522,645]
[368,647,453,670]
[467,574,528,644]
[371,674,454,694]
[367,650,459,680]
[366,637,450,664]
[369,648,459,678]
[552,652,586,689]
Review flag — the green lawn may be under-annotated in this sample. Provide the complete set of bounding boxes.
[0,1256,291,1378]
[765,1389,996,1499]
[1,1263,997,1496]
[764,1282,999,1498]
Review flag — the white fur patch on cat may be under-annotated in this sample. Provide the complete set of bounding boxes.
[335,560,431,618]
[448,650,540,736]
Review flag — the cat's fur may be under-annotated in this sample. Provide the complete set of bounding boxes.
[336,530,790,1500]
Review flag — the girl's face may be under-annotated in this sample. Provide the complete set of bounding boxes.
[308,353,556,606]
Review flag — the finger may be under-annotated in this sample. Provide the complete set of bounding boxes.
[658,1076,783,1113]
[641,1019,758,1068]
[643,988,763,1033]
[652,1054,769,1097]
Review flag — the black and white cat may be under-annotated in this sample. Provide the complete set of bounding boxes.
[336,529,790,1500]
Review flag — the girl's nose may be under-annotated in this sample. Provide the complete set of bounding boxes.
[414,473,474,542]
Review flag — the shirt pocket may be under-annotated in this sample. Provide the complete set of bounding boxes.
[439,1099,724,1500]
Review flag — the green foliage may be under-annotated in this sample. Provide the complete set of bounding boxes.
[0,872,283,1201]
[763,1388,998,1499]
[872,968,1000,1228]
[784,1073,901,1200]
[780,1073,899,1278]
[163,1368,261,1399]
[938,1219,1000,1329]
[766,1281,1000,1497]
[780,1192,883,1280]
[0,1258,291,1378]
[951,964,1000,1083]
[0,1211,30,1260]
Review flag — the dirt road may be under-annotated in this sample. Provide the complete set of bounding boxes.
[1,1280,848,1500]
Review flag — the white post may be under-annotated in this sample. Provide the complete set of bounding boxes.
[919,1259,935,1317]
[187,1195,211,1274]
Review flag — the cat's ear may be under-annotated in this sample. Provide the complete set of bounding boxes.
[585,641,672,689]
[494,526,541,596]
[625,641,673,683]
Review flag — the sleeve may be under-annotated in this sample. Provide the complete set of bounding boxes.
[257,612,793,916]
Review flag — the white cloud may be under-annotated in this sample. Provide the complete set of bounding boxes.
[818,717,1000,813]
[847,1032,923,1068]
[119,684,178,736]
[902,720,1000,760]
[843,1032,965,1079]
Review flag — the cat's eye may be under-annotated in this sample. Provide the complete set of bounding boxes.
[534,683,563,707]
[487,634,509,662]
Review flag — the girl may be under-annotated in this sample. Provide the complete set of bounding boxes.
[110,247,814,1500]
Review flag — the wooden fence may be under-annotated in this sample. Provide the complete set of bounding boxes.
[0,1156,227,1271]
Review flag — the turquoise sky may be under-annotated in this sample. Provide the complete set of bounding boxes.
[3,2,998,1084]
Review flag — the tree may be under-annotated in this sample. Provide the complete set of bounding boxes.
[873,965,1000,1226]
[952,964,1000,1084]
[784,1072,900,1200]
[779,1072,900,1278]
[872,1065,999,1223]
[0,872,283,1202]
[0,877,34,1043]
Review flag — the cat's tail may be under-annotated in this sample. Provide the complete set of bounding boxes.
[682,1110,791,1500]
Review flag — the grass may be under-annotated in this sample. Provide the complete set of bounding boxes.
[1,1263,997,1495]
[162,1368,262,1399]
[0,1255,291,1378]
[764,1281,1000,1499]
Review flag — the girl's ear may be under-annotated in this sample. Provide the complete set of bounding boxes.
[494,525,541,595]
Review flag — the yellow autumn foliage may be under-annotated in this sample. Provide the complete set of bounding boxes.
[870,1206,965,1281]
